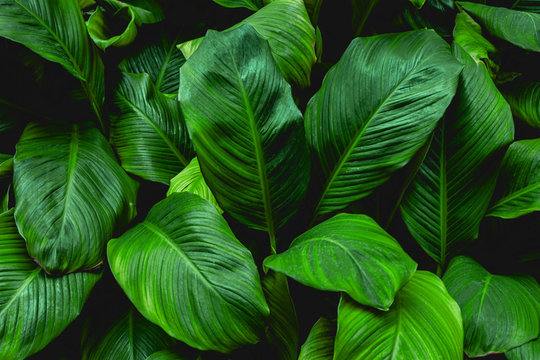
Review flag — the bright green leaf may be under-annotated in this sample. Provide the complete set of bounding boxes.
[503,81,540,129]
[453,11,496,65]
[304,0,323,24]
[298,318,336,360]
[87,7,138,50]
[146,350,187,360]
[410,0,426,9]
[506,338,540,360]
[212,0,263,11]
[109,0,164,24]
[79,0,95,8]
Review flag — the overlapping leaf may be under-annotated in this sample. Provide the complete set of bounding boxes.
[453,11,495,65]
[503,81,540,129]
[146,351,187,360]
[335,271,463,360]
[212,0,263,11]
[506,338,540,360]
[107,192,270,353]
[401,44,514,265]
[443,256,540,357]
[298,318,336,360]
[179,25,310,236]
[0,209,101,359]
[14,122,138,274]
[305,30,462,217]
[87,6,138,50]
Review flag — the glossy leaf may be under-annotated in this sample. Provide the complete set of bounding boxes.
[506,338,540,360]
[0,209,101,359]
[335,271,463,360]
[304,0,323,24]
[212,0,263,11]
[14,122,138,274]
[110,72,193,184]
[0,154,12,180]
[87,7,138,50]
[458,2,540,51]
[305,30,462,217]
[298,318,336,360]
[108,0,164,24]
[264,214,417,310]
[107,192,270,353]
[401,44,514,265]
[503,81,540,129]
[179,25,310,236]
[453,11,495,65]
[443,256,540,357]
[146,350,187,360]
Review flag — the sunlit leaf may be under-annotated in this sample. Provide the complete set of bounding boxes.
[298,318,336,360]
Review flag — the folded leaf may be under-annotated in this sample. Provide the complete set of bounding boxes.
[0,209,101,359]
[14,122,138,274]
[305,30,462,217]
[107,192,270,353]
[264,213,417,310]
[179,25,310,237]
[298,318,336,360]
[503,81,540,129]
[87,6,138,50]
[212,0,263,11]
[401,43,514,265]
[506,338,540,360]
[443,256,540,357]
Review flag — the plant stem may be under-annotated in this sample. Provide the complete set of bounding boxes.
[269,231,277,255]
[436,264,443,277]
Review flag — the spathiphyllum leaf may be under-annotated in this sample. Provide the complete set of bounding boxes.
[264,214,417,310]
[0,154,12,180]
[458,2,540,51]
[110,72,193,184]
[0,0,105,127]
[179,25,310,236]
[107,0,164,24]
[87,6,138,50]
[146,350,187,360]
[503,81,540,129]
[212,0,263,11]
[506,338,540,360]
[453,11,496,65]
[305,30,462,217]
[443,256,540,357]
[14,122,138,274]
[107,192,270,353]
[298,318,336,360]
[335,271,463,360]
[488,139,540,218]
[401,43,514,266]
[0,209,101,359]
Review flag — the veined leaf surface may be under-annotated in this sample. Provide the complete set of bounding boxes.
[87,6,138,50]
[506,338,540,360]
[146,350,187,360]
[212,0,263,11]
[503,81,540,129]
[298,318,336,360]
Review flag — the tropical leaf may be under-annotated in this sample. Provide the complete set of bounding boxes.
[262,271,299,360]
[401,43,514,266]
[506,338,540,360]
[410,0,426,9]
[298,318,336,360]
[87,6,138,50]
[443,256,540,357]
[107,192,270,353]
[503,80,540,129]
[264,214,417,310]
[488,139,540,218]
[0,154,13,180]
[108,0,164,24]
[0,209,101,359]
[146,350,187,360]
[212,0,263,11]
[334,271,463,360]
[0,0,105,128]
[110,72,193,184]
[304,0,323,24]
[458,2,540,51]
[453,11,496,65]
[305,30,461,218]
[14,122,138,274]
[179,25,310,240]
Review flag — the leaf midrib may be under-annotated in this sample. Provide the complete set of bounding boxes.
[155,38,178,91]
[58,125,80,238]
[0,267,41,317]
[489,181,540,212]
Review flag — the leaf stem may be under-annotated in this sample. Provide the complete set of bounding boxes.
[269,231,277,255]
[436,264,443,277]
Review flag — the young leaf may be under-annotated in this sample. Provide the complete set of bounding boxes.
[443,256,540,357]
[335,271,463,360]
[0,209,101,359]
[110,72,193,184]
[401,43,514,266]
[264,213,417,310]
[107,192,270,353]
[503,81,540,129]
[179,25,310,239]
[506,338,540,360]
[298,318,336,360]
[87,6,138,50]
[14,122,139,274]
[305,30,462,218]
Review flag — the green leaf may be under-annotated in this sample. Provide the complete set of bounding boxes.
[262,271,299,360]
[179,25,310,237]
[304,0,323,24]
[503,81,540,129]
[458,2,540,51]
[298,318,336,360]
[107,192,270,353]
[167,157,222,214]
[506,338,540,360]
[82,308,176,360]
[146,350,187,360]
[14,122,138,274]
[212,0,263,11]
[453,11,496,65]
[119,36,186,94]
[0,155,13,180]
[177,37,204,60]
[443,256,540,357]
[110,72,193,184]
[335,271,463,360]
[0,0,105,128]
[87,6,138,50]
[488,139,540,218]
[79,0,95,9]
[401,43,514,265]
[0,208,101,359]
[410,0,426,9]
[108,0,164,24]
[305,30,461,218]
[264,214,417,310]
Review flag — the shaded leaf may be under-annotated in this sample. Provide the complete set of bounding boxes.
[503,80,540,129]
[212,0,263,11]
[298,318,336,360]
[0,155,13,180]
[146,350,187,360]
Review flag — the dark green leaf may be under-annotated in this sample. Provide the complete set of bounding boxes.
[212,0,263,11]
[506,338,540,360]
[0,155,13,180]
[503,81,540,129]
[298,318,336,360]
[146,350,187,360]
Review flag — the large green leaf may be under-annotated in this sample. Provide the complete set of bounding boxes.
[506,338,540,360]
[453,11,496,65]
[107,192,270,353]
[503,81,540,129]
[264,214,417,310]
[212,0,263,11]
[488,139,540,218]
[110,72,193,184]
[401,43,514,266]
[305,30,462,218]
[458,2,540,51]
[179,25,310,239]
[0,0,105,128]
[0,209,101,359]
[14,122,138,274]
[298,318,336,360]
[443,256,540,357]
[335,271,463,360]
[82,308,176,360]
